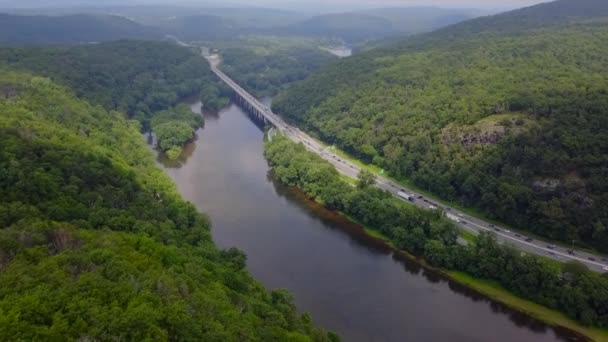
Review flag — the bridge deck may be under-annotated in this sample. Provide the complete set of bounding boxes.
[209,65,284,129]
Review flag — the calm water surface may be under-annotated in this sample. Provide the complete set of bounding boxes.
[153,99,583,342]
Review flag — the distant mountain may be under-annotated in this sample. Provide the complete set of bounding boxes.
[397,0,608,50]
[360,7,480,33]
[285,13,393,42]
[159,14,238,41]
[0,13,157,44]
[281,7,480,42]
[273,0,608,251]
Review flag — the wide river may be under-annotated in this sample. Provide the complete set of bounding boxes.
[152,99,583,342]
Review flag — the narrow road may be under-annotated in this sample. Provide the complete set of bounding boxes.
[207,57,608,274]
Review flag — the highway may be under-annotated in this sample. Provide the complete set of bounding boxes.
[207,59,608,274]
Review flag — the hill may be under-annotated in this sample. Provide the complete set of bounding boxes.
[272,0,608,252]
[0,13,157,44]
[281,7,479,42]
[0,40,229,131]
[0,70,336,340]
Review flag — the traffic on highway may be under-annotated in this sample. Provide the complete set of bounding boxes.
[209,62,608,274]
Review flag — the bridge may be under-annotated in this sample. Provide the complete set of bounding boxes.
[205,56,608,273]
[209,64,283,128]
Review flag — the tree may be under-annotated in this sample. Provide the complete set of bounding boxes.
[356,169,376,189]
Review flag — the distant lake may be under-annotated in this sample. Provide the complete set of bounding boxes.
[323,46,352,58]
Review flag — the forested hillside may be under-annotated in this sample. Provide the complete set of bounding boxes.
[273,0,608,252]
[215,36,338,97]
[0,13,157,44]
[0,71,336,341]
[0,41,227,130]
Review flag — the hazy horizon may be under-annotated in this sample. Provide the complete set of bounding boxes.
[0,0,553,12]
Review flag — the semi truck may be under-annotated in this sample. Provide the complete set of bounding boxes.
[397,191,414,201]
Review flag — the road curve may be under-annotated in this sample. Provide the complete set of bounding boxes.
[207,59,608,274]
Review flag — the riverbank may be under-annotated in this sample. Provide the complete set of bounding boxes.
[312,187,606,341]
[348,216,606,341]
[270,134,608,341]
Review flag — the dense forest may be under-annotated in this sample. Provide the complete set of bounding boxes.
[0,71,336,341]
[0,41,231,157]
[0,41,228,130]
[265,136,608,330]
[151,104,204,159]
[273,0,608,252]
[213,36,338,97]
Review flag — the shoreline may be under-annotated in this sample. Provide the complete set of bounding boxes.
[284,183,607,342]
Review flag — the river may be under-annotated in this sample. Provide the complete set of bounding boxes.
[151,98,583,342]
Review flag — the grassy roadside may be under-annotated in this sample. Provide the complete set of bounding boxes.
[459,230,477,244]
[308,135,607,258]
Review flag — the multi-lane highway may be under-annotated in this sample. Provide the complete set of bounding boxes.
[207,58,608,273]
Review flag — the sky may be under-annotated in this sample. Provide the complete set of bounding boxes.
[0,0,553,11]
[255,0,552,10]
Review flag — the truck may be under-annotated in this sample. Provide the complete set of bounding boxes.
[397,191,414,201]
[446,213,461,223]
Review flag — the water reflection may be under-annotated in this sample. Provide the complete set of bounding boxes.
[152,97,587,342]
[270,174,583,341]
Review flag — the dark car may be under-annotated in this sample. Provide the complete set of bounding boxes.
[588,257,597,262]
[515,234,521,237]
[445,207,452,211]
[547,245,556,250]
[567,250,575,255]
[493,228,500,232]
[525,238,533,242]
[417,195,423,199]
[489,224,495,228]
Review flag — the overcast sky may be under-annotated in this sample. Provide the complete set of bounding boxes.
[0,0,553,11]
[257,0,551,10]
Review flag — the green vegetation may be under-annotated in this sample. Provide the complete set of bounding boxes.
[213,35,338,97]
[0,40,232,157]
[151,104,204,159]
[265,136,608,332]
[200,82,231,111]
[0,71,336,341]
[273,0,608,252]
[0,41,227,131]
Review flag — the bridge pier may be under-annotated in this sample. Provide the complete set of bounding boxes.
[235,93,268,125]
